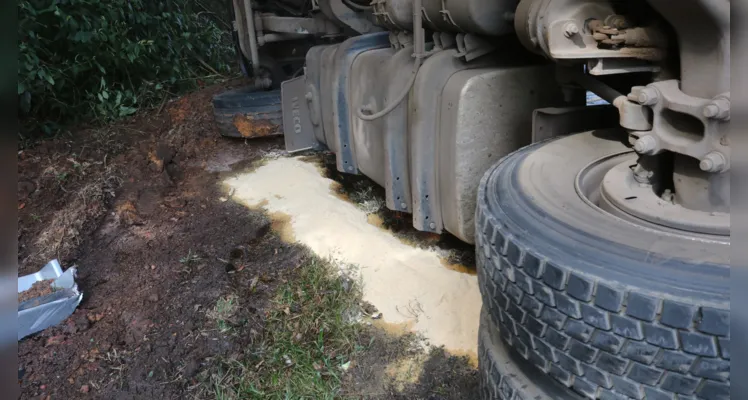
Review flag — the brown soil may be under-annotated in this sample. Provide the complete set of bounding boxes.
[18,80,478,399]
[17,79,301,399]
[18,280,56,304]
[343,328,478,399]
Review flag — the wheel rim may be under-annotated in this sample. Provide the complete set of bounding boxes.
[575,151,730,238]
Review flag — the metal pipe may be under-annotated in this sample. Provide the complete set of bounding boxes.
[573,73,625,105]
[413,0,424,56]
[232,0,249,59]
[259,15,340,35]
[243,0,261,75]
[258,33,308,45]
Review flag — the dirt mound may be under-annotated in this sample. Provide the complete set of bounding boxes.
[18,280,55,304]
[17,80,296,399]
[18,81,479,399]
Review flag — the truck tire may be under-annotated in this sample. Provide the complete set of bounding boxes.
[476,129,730,400]
[479,309,586,400]
[212,88,282,138]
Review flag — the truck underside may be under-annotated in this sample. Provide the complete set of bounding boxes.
[230,1,730,399]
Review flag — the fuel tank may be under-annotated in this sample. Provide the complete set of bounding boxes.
[283,33,566,243]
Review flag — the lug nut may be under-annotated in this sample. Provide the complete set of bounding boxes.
[661,189,674,203]
[699,152,727,172]
[627,86,644,103]
[633,136,657,154]
[702,98,730,120]
[636,88,659,106]
[563,22,579,37]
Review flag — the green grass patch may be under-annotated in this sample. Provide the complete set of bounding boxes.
[205,255,365,399]
[208,295,240,334]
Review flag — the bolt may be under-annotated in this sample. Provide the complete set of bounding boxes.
[563,22,579,38]
[347,166,354,172]
[699,152,727,173]
[400,202,407,209]
[604,14,629,30]
[702,98,730,120]
[633,136,657,154]
[636,88,659,106]
[661,189,674,203]
[627,86,644,103]
[703,104,719,118]
[429,222,436,229]
[305,92,313,101]
[632,164,654,184]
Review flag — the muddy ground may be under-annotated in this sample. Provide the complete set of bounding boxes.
[17,81,478,399]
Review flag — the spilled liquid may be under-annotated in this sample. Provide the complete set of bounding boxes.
[268,211,295,243]
[223,157,482,355]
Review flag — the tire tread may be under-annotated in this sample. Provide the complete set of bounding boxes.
[476,196,730,400]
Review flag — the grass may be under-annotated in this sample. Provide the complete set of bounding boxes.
[202,255,365,399]
[348,184,385,215]
[180,249,202,265]
[31,162,121,266]
[208,295,240,334]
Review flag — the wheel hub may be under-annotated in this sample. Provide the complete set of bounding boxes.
[576,154,730,237]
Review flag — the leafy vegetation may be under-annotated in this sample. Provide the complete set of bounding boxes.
[18,0,235,135]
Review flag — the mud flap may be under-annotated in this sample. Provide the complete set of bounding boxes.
[281,76,317,153]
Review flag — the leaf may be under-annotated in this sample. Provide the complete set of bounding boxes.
[20,92,32,114]
[17,82,25,95]
[119,106,137,116]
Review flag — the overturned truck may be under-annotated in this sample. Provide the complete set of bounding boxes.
[230,0,730,398]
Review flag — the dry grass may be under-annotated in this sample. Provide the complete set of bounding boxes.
[30,162,121,266]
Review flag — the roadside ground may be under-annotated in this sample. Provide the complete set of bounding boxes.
[17,81,477,399]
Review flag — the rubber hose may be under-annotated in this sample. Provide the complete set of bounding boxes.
[356,56,422,121]
[342,0,372,11]
[356,0,423,121]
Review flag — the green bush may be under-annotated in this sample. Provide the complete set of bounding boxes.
[18,0,236,135]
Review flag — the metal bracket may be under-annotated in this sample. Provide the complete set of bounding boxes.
[587,58,661,76]
[532,105,620,143]
[454,34,495,62]
[421,6,433,26]
[439,0,463,31]
[625,80,731,171]
[319,0,382,34]
[282,76,318,153]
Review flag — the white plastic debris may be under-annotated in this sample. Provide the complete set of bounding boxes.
[18,260,83,340]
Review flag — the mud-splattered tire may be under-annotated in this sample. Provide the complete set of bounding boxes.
[476,129,730,400]
[212,88,282,138]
